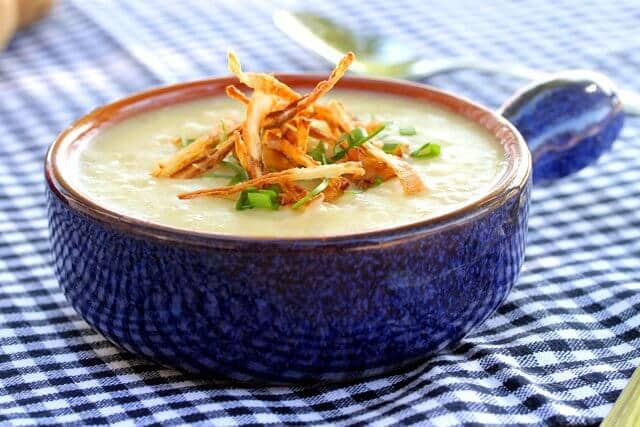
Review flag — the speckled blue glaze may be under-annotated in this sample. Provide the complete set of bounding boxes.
[500,71,624,184]
[46,182,529,382]
[44,74,622,382]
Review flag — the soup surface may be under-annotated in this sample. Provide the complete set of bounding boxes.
[66,91,506,237]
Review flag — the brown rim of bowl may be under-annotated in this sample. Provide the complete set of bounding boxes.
[45,74,531,251]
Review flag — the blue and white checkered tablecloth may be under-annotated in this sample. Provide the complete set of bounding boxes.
[1,0,639,425]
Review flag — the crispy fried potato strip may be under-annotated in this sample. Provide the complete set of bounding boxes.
[153,120,239,178]
[314,101,353,135]
[262,52,355,129]
[154,51,431,209]
[322,177,350,202]
[266,137,317,168]
[292,52,354,115]
[346,147,396,184]
[173,134,237,179]
[279,183,308,205]
[239,91,275,178]
[153,134,218,177]
[225,85,249,105]
[227,52,300,101]
[308,124,337,144]
[295,118,311,152]
[312,104,342,138]
[363,143,426,195]
[178,162,365,199]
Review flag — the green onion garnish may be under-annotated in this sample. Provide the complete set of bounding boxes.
[372,176,384,187]
[382,142,401,154]
[236,187,280,211]
[330,124,386,162]
[181,136,196,147]
[349,127,366,142]
[411,142,441,159]
[247,192,275,209]
[399,126,416,136]
[222,160,249,185]
[309,141,328,164]
[201,173,234,179]
[292,179,329,209]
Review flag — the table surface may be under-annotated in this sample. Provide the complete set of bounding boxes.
[1,0,639,425]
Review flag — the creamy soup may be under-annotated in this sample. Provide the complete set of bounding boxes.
[66,91,506,237]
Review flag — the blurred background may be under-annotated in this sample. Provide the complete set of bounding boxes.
[3,0,639,114]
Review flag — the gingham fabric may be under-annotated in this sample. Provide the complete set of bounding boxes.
[1,0,639,425]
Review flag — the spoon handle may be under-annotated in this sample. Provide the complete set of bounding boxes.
[601,364,640,427]
[499,71,624,185]
[410,58,640,115]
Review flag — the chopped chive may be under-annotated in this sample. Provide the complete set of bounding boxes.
[411,142,441,159]
[201,173,234,179]
[292,178,329,209]
[330,124,386,162]
[228,174,247,185]
[235,190,250,210]
[357,124,386,145]
[349,127,366,142]
[222,160,249,185]
[247,192,275,209]
[372,176,384,187]
[382,142,401,154]
[399,126,417,136]
[181,136,196,147]
[309,141,328,164]
[330,146,347,162]
[235,187,280,211]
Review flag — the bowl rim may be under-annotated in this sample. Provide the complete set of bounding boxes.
[45,74,531,250]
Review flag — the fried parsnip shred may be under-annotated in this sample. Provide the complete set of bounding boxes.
[363,143,426,195]
[227,52,300,101]
[292,52,354,115]
[312,104,342,137]
[153,120,239,178]
[152,51,432,211]
[263,147,294,171]
[225,85,249,105]
[279,183,308,205]
[308,124,337,144]
[262,52,355,129]
[295,118,311,152]
[240,91,275,178]
[153,134,217,177]
[266,137,318,168]
[172,134,237,179]
[322,177,350,202]
[328,100,355,132]
[178,162,365,199]
[346,147,396,185]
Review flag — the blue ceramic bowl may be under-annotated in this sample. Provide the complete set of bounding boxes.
[45,74,622,382]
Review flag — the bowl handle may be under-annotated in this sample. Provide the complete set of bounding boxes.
[498,71,625,185]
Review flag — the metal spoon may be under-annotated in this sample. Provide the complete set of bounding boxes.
[273,10,640,116]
